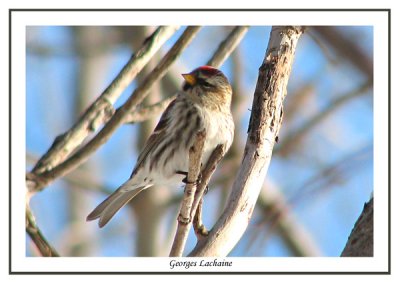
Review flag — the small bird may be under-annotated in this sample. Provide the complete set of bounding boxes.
[87,66,234,228]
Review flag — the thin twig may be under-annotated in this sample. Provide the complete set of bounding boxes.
[191,145,225,238]
[274,80,371,155]
[193,198,208,239]
[29,26,201,192]
[169,129,206,257]
[207,26,249,67]
[125,94,177,124]
[26,206,60,257]
[32,26,179,176]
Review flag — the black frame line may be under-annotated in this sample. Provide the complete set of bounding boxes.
[10,8,391,275]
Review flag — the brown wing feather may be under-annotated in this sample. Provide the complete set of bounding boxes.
[130,99,177,177]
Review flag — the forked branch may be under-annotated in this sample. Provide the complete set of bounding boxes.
[169,129,206,257]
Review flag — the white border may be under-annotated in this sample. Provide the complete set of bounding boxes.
[12,10,389,273]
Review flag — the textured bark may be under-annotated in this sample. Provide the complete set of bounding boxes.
[189,26,304,257]
[341,198,373,257]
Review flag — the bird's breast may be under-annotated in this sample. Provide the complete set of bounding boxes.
[200,109,234,164]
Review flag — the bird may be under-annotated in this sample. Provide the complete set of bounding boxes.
[86,66,234,228]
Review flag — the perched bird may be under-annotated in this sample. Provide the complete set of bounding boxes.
[87,66,234,228]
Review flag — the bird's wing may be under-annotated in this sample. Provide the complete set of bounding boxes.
[130,98,177,177]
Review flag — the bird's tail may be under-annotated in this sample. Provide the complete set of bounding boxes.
[86,183,146,228]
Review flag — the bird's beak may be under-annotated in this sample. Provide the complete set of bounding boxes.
[182,73,197,86]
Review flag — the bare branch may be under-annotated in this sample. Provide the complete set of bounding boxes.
[193,198,208,239]
[311,26,373,80]
[29,26,201,192]
[207,26,249,67]
[27,152,112,196]
[32,26,179,176]
[125,94,176,124]
[275,80,372,156]
[257,185,322,256]
[341,198,373,256]
[191,145,225,238]
[26,206,60,257]
[189,26,304,257]
[169,129,206,257]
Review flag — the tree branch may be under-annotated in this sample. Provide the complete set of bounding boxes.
[191,144,225,238]
[189,26,304,257]
[28,26,201,193]
[26,206,60,257]
[124,95,177,124]
[32,26,179,176]
[341,198,373,257]
[169,129,206,257]
[207,26,249,67]
[274,80,372,156]
[311,26,373,80]
[256,184,322,256]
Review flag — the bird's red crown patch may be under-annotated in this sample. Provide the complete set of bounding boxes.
[196,65,220,76]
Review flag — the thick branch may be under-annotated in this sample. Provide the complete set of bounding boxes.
[29,26,201,192]
[189,26,304,257]
[341,198,373,256]
[32,26,179,175]
[169,129,206,257]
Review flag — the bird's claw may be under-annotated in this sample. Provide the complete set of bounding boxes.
[177,170,202,186]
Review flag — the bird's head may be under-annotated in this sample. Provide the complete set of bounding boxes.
[182,66,232,110]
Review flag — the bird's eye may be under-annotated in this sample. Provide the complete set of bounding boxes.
[202,81,213,88]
